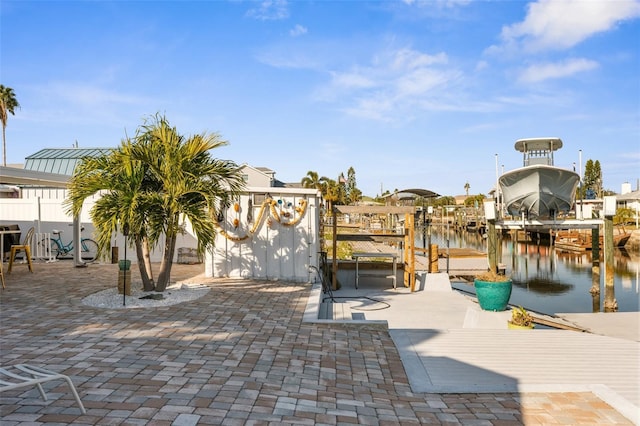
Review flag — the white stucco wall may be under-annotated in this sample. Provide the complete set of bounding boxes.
[206,187,320,283]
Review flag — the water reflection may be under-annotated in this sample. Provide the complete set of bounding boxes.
[512,277,574,295]
[425,226,639,315]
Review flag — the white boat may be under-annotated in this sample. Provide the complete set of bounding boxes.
[498,137,580,219]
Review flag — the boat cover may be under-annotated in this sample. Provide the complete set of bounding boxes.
[499,165,580,218]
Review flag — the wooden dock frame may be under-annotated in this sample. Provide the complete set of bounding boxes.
[494,217,617,310]
[332,205,417,292]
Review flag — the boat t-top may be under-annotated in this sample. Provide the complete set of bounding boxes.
[498,137,580,219]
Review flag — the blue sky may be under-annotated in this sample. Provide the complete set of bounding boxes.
[2,0,639,197]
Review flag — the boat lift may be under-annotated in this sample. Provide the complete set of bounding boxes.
[484,197,619,312]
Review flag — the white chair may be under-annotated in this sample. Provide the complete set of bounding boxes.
[0,364,86,414]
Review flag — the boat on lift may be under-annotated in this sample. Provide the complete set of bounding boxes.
[498,137,580,219]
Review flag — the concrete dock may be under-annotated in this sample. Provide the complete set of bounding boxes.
[306,272,640,424]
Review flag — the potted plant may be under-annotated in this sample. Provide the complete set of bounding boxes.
[474,269,512,311]
[508,306,534,329]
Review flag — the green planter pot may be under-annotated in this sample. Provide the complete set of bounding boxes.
[474,279,512,311]
[118,259,131,271]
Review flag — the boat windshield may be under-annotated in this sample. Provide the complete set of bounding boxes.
[524,149,553,166]
[515,138,561,167]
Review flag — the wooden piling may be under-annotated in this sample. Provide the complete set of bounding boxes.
[603,216,617,311]
[487,220,498,273]
[429,244,439,273]
[590,226,600,295]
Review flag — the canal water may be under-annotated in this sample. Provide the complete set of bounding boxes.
[421,226,639,315]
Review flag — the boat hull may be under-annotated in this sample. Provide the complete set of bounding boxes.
[499,165,580,218]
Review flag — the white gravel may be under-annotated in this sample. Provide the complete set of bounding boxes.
[82,283,210,309]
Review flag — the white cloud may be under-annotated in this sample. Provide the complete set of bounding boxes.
[518,58,599,83]
[330,71,376,90]
[246,0,289,21]
[317,47,463,121]
[403,0,471,8]
[289,24,307,37]
[395,68,451,96]
[475,60,488,71]
[499,0,640,52]
[332,48,459,120]
[332,48,451,93]
[388,49,448,70]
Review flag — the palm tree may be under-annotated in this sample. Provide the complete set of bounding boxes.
[464,182,470,197]
[320,177,341,210]
[66,114,246,292]
[0,85,20,167]
[301,170,324,192]
[66,142,159,290]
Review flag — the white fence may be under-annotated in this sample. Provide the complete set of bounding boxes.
[1,196,197,264]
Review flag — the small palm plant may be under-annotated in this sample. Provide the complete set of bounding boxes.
[509,306,534,328]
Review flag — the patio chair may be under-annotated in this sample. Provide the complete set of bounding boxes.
[0,364,86,414]
[8,227,34,273]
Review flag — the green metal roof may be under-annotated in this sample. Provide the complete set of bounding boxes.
[24,148,113,176]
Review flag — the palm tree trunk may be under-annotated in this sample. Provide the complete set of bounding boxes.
[135,238,155,291]
[2,125,6,167]
[142,237,154,285]
[155,233,177,292]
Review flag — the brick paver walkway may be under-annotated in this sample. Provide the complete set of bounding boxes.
[0,262,632,425]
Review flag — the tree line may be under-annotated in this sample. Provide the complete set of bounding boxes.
[300,167,362,208]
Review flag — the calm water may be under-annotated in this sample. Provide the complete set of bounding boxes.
[421,227,639,315]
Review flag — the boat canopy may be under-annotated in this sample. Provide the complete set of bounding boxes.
[514,137,563,167]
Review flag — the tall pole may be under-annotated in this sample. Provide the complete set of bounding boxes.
[495,154,499,211]
[122,224,129,307]
[331,207,338,291]
[579,149,583,219]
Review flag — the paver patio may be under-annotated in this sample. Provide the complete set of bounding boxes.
[0,262,633,425]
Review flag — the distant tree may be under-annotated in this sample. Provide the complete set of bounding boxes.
[464,194,486,207]
[302,169,361,206]
[344,167,363,204]
[582,159,602,198]
[349,187,362,204]
[593,160,602,197]
[319,177,339,210]
[375,190,391,203]
[0,85,20,167]
[301,171,325,192]
[433,196,456,207]
[614,208,634,231]
[464,182,470,197]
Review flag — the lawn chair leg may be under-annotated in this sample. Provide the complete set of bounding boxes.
[11,364,86,415]
[61,375,86,414]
